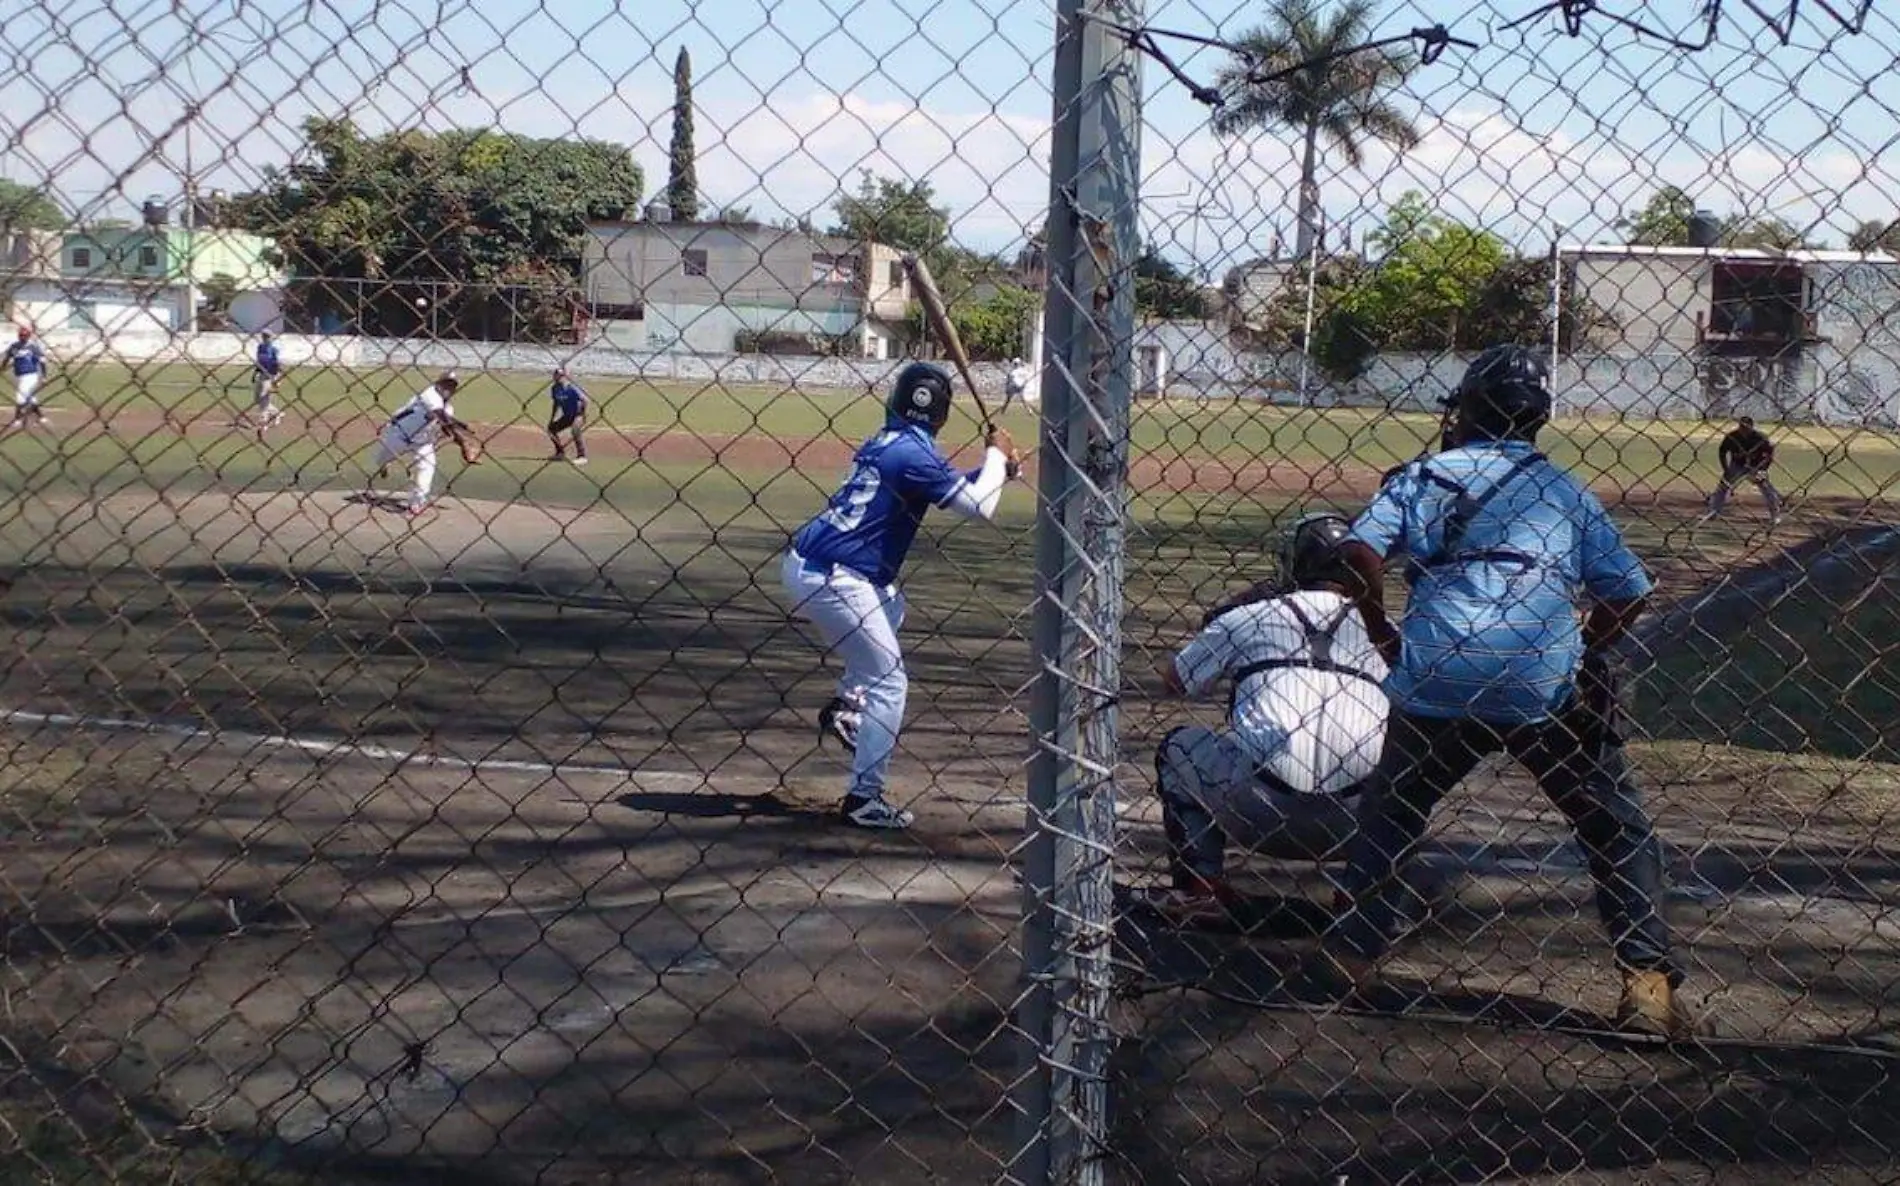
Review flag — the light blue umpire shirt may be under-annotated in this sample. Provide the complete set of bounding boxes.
[1347,439,1654,726]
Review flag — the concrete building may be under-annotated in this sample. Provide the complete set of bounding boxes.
[1563,243,1900,421]
[4,224,281,334]
[582,220,911,357]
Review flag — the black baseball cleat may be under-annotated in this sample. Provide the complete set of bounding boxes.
[818,697,862,752]
[840,795,914,830]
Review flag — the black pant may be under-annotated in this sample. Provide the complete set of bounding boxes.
[548,409,585,454]
[1331,710,1678,981]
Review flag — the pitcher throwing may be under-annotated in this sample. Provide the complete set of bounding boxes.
[367,371,479,515]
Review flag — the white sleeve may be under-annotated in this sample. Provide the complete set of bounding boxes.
[942,447,1011,521]
[1172,620,1232,698]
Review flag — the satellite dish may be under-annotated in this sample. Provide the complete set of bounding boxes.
[227,290,282,333]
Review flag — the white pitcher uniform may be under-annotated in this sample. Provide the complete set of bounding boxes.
[372,385,452,511]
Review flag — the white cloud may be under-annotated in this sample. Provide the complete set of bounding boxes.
[8,54,1897,277]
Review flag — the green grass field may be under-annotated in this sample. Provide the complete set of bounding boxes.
[37,361,1900,507]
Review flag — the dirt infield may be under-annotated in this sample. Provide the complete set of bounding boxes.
[3,400,1898,1182]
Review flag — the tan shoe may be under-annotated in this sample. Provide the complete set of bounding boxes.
[1616,970,1700,1039]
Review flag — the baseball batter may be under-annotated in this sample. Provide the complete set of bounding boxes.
[1137,513,1390,926]
[779,362,1020,830]
[1705,415,1782,522]
[1306,344,1695,1038]
[548,367,588,464]
[4,326,48,432]
[367,371,477,515]
[252,332,285,431]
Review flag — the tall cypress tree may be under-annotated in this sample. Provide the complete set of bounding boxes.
[666,47,700,222]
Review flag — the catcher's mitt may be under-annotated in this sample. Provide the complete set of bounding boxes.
[458,437,484,465]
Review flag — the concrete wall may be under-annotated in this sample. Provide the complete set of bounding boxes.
[34,323,1900,428]
[1572,254,1708,353]
[586,222,881,314]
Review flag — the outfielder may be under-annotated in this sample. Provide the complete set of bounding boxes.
[548,367,588,464]
[1304,344,1696,1038]
[1705,415,1782,522]
[367,371,480,515]
[4,326,48,432]
[1137,513,1390,926]
[252,332,285,431]
[779,361,1020,830]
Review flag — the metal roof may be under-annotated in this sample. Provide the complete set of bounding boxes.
[1559,242,1900,266]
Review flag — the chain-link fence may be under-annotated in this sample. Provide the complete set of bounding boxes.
[2,1,1898,1182]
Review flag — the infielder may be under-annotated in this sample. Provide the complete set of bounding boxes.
[1305,344,1696,1038]
[4,326,48,432]
[367,371,480,515]
[780,361,1020,830]
[252,332,285,431]
[548,367,588,464]
[1705,415,1782,522]
[1137,513,1390,927]
[1005,357,1032,408]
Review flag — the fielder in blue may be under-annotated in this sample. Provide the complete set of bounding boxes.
[548,366,588,464]
[780,362,1020,829]
[252,332,285,430]
[1302,344,1697,1038]
[5,326,48,432]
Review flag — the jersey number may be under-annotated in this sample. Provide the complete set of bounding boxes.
[819,463,881,532]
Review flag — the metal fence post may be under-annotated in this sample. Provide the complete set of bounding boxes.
[1014,0,1142,1182]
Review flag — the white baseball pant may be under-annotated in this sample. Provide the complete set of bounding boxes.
[779,551,907,804]
[253,372,280,411]
[370,426,437,512]
[1157,724,1363,878]
[14,372,40,408]
[1708,466,1782,517]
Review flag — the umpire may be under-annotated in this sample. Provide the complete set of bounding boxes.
[1306,344,1697,1038]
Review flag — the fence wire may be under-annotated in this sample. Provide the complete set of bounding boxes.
[2,1,1899,1183]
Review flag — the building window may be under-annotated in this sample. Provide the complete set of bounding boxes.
[889,260,906,290]
[681,249,708,278]
[1709,261,1806,340]
[812,252,857,284]
[70,247,92,269]
[138,245,159,269]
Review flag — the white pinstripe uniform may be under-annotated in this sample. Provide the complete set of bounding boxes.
[1161,590,1390,863]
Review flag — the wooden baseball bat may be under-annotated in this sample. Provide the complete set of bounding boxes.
[901,252,994,430]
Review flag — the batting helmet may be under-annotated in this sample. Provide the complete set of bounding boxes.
[887,362,953,432]
[1452,345,1552,442]
[1279,512,1355,589]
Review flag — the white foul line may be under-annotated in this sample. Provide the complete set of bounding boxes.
[0,706,663,782]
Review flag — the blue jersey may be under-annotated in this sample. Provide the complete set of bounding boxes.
[551,380,587,415]
[5,341,44,376]
[255,341,281,375]
[1348,440,1652,725]
[792,421,971,585]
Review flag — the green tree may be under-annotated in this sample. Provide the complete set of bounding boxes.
[0,180,66,230]
[1350,190,1510,349]
[232,118,642,338]
[1212,0,1420,261]
[1135,246,1210,320]
[830,171,950,256]
[1615,185,1698,246]
[1849,218,1900,253]
[196,272,240,332]
[666,47,700,222]
[905,285,1037,361]
[1724,213,1816,250]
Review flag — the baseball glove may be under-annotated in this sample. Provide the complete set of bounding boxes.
[458,436,484,465]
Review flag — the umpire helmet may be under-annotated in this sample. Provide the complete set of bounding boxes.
[1452,344,1552,443]
[1279,513,1355,589]
[887,362,954,433]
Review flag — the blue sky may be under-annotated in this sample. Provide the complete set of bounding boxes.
[5,1,1897,280]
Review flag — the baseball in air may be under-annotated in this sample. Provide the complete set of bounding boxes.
[415,296,429,309]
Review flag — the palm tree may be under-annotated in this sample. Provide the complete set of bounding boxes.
[1212,0,1421,262]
